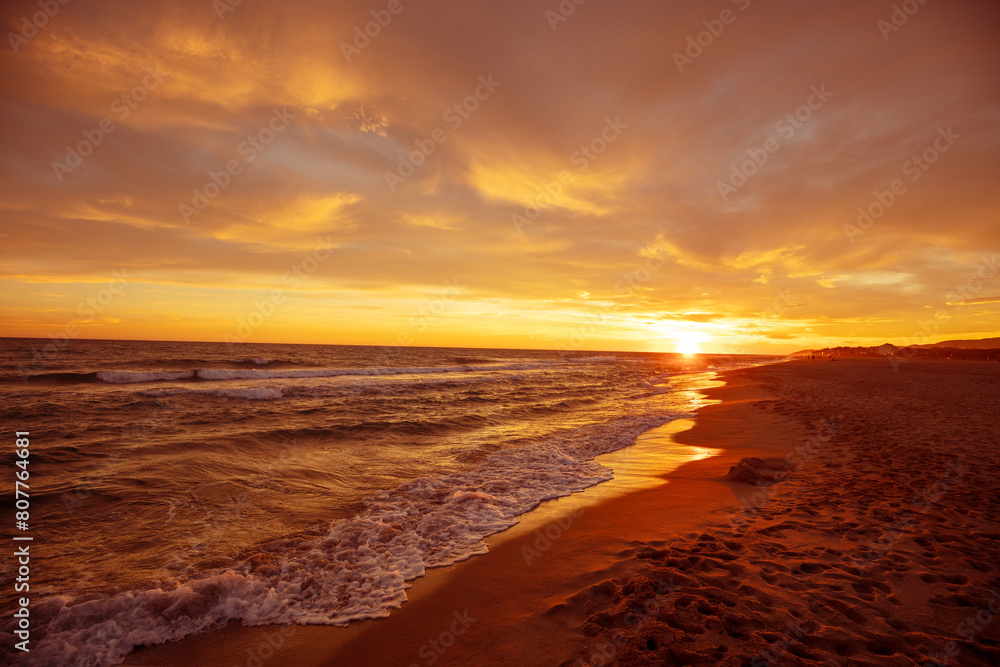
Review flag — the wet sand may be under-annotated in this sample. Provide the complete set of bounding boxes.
[126,359,1000,666]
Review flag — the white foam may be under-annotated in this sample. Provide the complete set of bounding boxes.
[96,370,195,383]
[20,413,678,666]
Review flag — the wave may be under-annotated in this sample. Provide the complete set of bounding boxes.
[193,362,559,382]
[139,386,284,400]
[10,359,580,388]
[129,372,523,402]
[48,362,565,385]
[16,413,682,666]
[8,371,99,384]
[97,370,196,383]
[227,357,277,366]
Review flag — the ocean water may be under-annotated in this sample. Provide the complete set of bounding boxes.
[0,339,781,665]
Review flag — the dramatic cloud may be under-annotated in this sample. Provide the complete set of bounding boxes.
[1,0,998,352]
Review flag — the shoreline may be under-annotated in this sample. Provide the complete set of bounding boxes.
[125,364,800,666]
[125,358,1000,666]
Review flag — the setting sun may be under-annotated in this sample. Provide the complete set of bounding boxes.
[673,331,709,355]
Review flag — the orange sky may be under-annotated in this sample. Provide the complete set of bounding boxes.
[1,0,998,354]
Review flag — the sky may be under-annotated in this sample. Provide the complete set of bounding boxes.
[1,0,998,354]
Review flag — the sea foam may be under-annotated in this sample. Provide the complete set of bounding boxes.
[21,413,679,666]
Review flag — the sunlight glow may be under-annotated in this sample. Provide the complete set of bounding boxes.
[673,330,709,355]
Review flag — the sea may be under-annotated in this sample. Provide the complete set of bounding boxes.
[0,338,783,666]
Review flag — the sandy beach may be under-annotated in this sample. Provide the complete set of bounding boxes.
[122,358,1000,666]
[569,358,1000,666]
[6,1,999,663]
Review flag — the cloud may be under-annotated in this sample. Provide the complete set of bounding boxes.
[1,0,998,351]
[946,295,1000,306]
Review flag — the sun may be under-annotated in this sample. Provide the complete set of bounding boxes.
[673,330,708,355]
